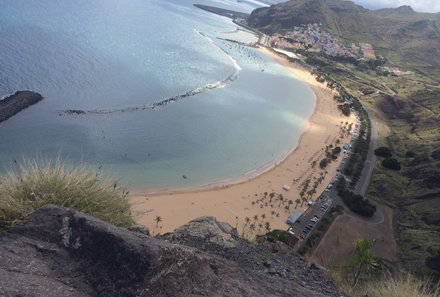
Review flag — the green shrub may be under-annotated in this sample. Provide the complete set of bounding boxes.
[319,158,329,169]
[405,151,416,158]
[336,177,376,217]
[382,158,401,170]
[0,160,133,229]
[374,147,392,158]
[332,146,342,159]
[431,150,440,161]
[338,103,351,116]
[266,229,297,247]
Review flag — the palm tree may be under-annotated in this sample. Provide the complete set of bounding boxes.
[349,239,378,288]
[249,223,256,233]
[253,214,258,221]
[295,198,301,209]
[269,192,275,202]
[261,214,266,221]
[258,223,263,231]
[264,192,268,198]
[265,221,271,232]
[271,210,276,219]
[288,200,293,210]
[155,216,162,228]
[301,196,307,207]
[278,194,284,207]
[242,216,251,236]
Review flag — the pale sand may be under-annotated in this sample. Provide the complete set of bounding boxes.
[130,46,355,235]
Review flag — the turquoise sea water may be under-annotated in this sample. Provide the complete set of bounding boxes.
[0,0,315,190]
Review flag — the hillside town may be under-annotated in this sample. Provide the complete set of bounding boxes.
[270,23,375,60]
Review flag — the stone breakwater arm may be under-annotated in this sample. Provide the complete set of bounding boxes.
[0,91,43,123]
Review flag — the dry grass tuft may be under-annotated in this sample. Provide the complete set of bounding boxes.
[366,274,440,297]
[0,159,133,229]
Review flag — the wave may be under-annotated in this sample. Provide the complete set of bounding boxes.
[61,29,241,115]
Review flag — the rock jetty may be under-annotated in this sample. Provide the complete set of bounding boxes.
[0,91,43,123]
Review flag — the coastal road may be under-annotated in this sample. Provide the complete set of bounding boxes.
[354,111,378,196]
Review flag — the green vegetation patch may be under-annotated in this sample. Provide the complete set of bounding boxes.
[337,177,376,217]
[382,158,401,170]
[0,160,133,229]
[374,147,393,158]
[266,229,298,247]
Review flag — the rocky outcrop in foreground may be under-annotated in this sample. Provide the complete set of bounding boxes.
[0,205,342,297]
[0,91,43,123]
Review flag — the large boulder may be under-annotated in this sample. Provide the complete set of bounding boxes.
[0,205,341,297]
[167,216,237,248]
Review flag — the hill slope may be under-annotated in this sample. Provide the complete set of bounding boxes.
[248,0,440,78]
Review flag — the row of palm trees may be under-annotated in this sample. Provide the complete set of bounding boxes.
[243,216,271,236]
[297,170,329,207]
[339,120,353,138]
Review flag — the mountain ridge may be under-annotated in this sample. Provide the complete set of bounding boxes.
[248,0,440,78]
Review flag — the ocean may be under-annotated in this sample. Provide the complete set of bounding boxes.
[0,0,315,190]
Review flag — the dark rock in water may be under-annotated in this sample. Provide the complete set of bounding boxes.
[65,109,86,115]
[182,174,187,179]
[0,90,43,123]
[0,205,341,297]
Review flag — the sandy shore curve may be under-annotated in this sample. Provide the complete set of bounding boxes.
[130,47,355,235]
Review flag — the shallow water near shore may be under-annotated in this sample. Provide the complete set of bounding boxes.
[0,0,314,188]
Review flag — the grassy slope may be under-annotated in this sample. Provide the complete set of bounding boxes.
[0,160,133,229]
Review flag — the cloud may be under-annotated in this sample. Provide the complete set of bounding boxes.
[353,0,440,13]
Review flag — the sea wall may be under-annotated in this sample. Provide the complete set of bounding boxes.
[0,91,43,123]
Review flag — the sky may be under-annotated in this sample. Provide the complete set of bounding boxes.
[352,0,440,13]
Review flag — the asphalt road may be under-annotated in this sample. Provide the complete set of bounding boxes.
[355,111,377,195]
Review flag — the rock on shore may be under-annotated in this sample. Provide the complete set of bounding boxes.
[0,205,342,297]
[0,90,43,123]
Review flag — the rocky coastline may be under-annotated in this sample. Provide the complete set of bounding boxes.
[0,205,342,297]
[0,90,43,123]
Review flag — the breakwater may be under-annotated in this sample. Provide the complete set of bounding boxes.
[0,91,43,123]
[61,30,241,116]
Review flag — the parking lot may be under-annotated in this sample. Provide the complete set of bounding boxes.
[288,190,334,241]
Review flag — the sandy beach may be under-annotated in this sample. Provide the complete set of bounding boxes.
[130,46,355,235]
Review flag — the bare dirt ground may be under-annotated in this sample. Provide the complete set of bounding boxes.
[310,203,397,267]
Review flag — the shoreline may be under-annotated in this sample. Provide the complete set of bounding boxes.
[130,47,315,196]
[130,117,310,196]
[130,46,355,235]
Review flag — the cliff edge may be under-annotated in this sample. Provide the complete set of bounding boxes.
[0,205,341,297]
